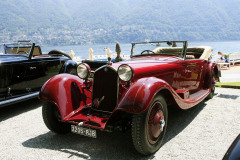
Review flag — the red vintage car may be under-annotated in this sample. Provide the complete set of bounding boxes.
[39,41,220,155]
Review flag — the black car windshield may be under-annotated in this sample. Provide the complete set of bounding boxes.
[131,41,187,58]
[3,41,33,56]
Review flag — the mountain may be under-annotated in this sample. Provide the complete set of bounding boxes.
[1,0,240,45]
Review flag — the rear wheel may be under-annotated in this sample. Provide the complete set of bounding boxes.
[132,94,168,155]
[207,74,216,99]
[207,85,215,99]
[42,102,70,134]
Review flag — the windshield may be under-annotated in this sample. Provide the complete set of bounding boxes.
[3,41,33,56]
[131,41,187,58]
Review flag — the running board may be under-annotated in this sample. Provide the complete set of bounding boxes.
[176,89,190,99]
[0,92,39,107]
[188,90,209,101]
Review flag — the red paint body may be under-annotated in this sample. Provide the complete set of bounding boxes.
[39,54,219,130]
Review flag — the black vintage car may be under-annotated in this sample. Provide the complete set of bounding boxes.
[0,41,77,107]
[223,134,240,160]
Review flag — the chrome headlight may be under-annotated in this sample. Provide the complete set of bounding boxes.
[118,64,134,82]
[77,63,91,79]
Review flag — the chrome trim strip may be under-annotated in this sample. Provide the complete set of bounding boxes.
[0,92,39,107]
[94,64,117,73]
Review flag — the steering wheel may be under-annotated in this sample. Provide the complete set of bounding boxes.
[140,50,155,54]
[17,51,28,54]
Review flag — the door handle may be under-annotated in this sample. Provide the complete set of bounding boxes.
[30,67,37,70]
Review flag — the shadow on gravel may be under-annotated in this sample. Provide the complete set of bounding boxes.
[217,94,239,100]
[0,98,42,122]
[162,101,206,146]
[22,130,149,160]
[22,101,206,160]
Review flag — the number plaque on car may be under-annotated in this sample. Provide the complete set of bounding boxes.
[71,125,97,138]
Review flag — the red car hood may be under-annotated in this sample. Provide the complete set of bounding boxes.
[111,55,182,79]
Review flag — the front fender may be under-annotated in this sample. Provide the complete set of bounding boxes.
[39,74,92,120]
[117,77,172,114]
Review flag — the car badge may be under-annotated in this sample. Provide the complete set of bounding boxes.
[93,96,105,108]
[104,67,108,72]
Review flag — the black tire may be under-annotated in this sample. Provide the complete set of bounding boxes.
[206,73,216,99]
[42,102,71,134]
[132,94,168,155]
[206,85,215,99]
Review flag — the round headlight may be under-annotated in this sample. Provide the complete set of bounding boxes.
[77,63,91,79]
[118,64,134,82]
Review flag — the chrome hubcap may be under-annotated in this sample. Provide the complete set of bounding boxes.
[147,101,165,145]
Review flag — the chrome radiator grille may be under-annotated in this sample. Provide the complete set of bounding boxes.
[92,66,118,112]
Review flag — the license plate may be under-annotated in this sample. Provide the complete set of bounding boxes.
[71,125,97,138]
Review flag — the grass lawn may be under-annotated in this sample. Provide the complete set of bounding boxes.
[216,82,240,86]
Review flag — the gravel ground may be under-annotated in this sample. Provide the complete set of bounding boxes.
[0,87,240,160]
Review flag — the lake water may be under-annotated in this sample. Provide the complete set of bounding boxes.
[41,41,240,59]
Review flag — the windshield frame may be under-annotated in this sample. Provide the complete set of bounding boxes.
[130,41,188,59]
[3,40,33,57]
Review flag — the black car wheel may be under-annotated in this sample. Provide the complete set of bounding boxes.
[206,74,216,99]
[42,102,70,134]
[132,94,168,155]
[207,85,215,99]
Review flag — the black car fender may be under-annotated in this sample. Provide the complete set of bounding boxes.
[48,50,72,59]
[59,60,78,75]
[223,134,240,160]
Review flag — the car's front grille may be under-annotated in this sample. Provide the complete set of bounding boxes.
[92,65,118,112]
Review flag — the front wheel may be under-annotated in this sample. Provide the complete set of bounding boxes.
[42,102,70,134]
[132,94,168,155]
